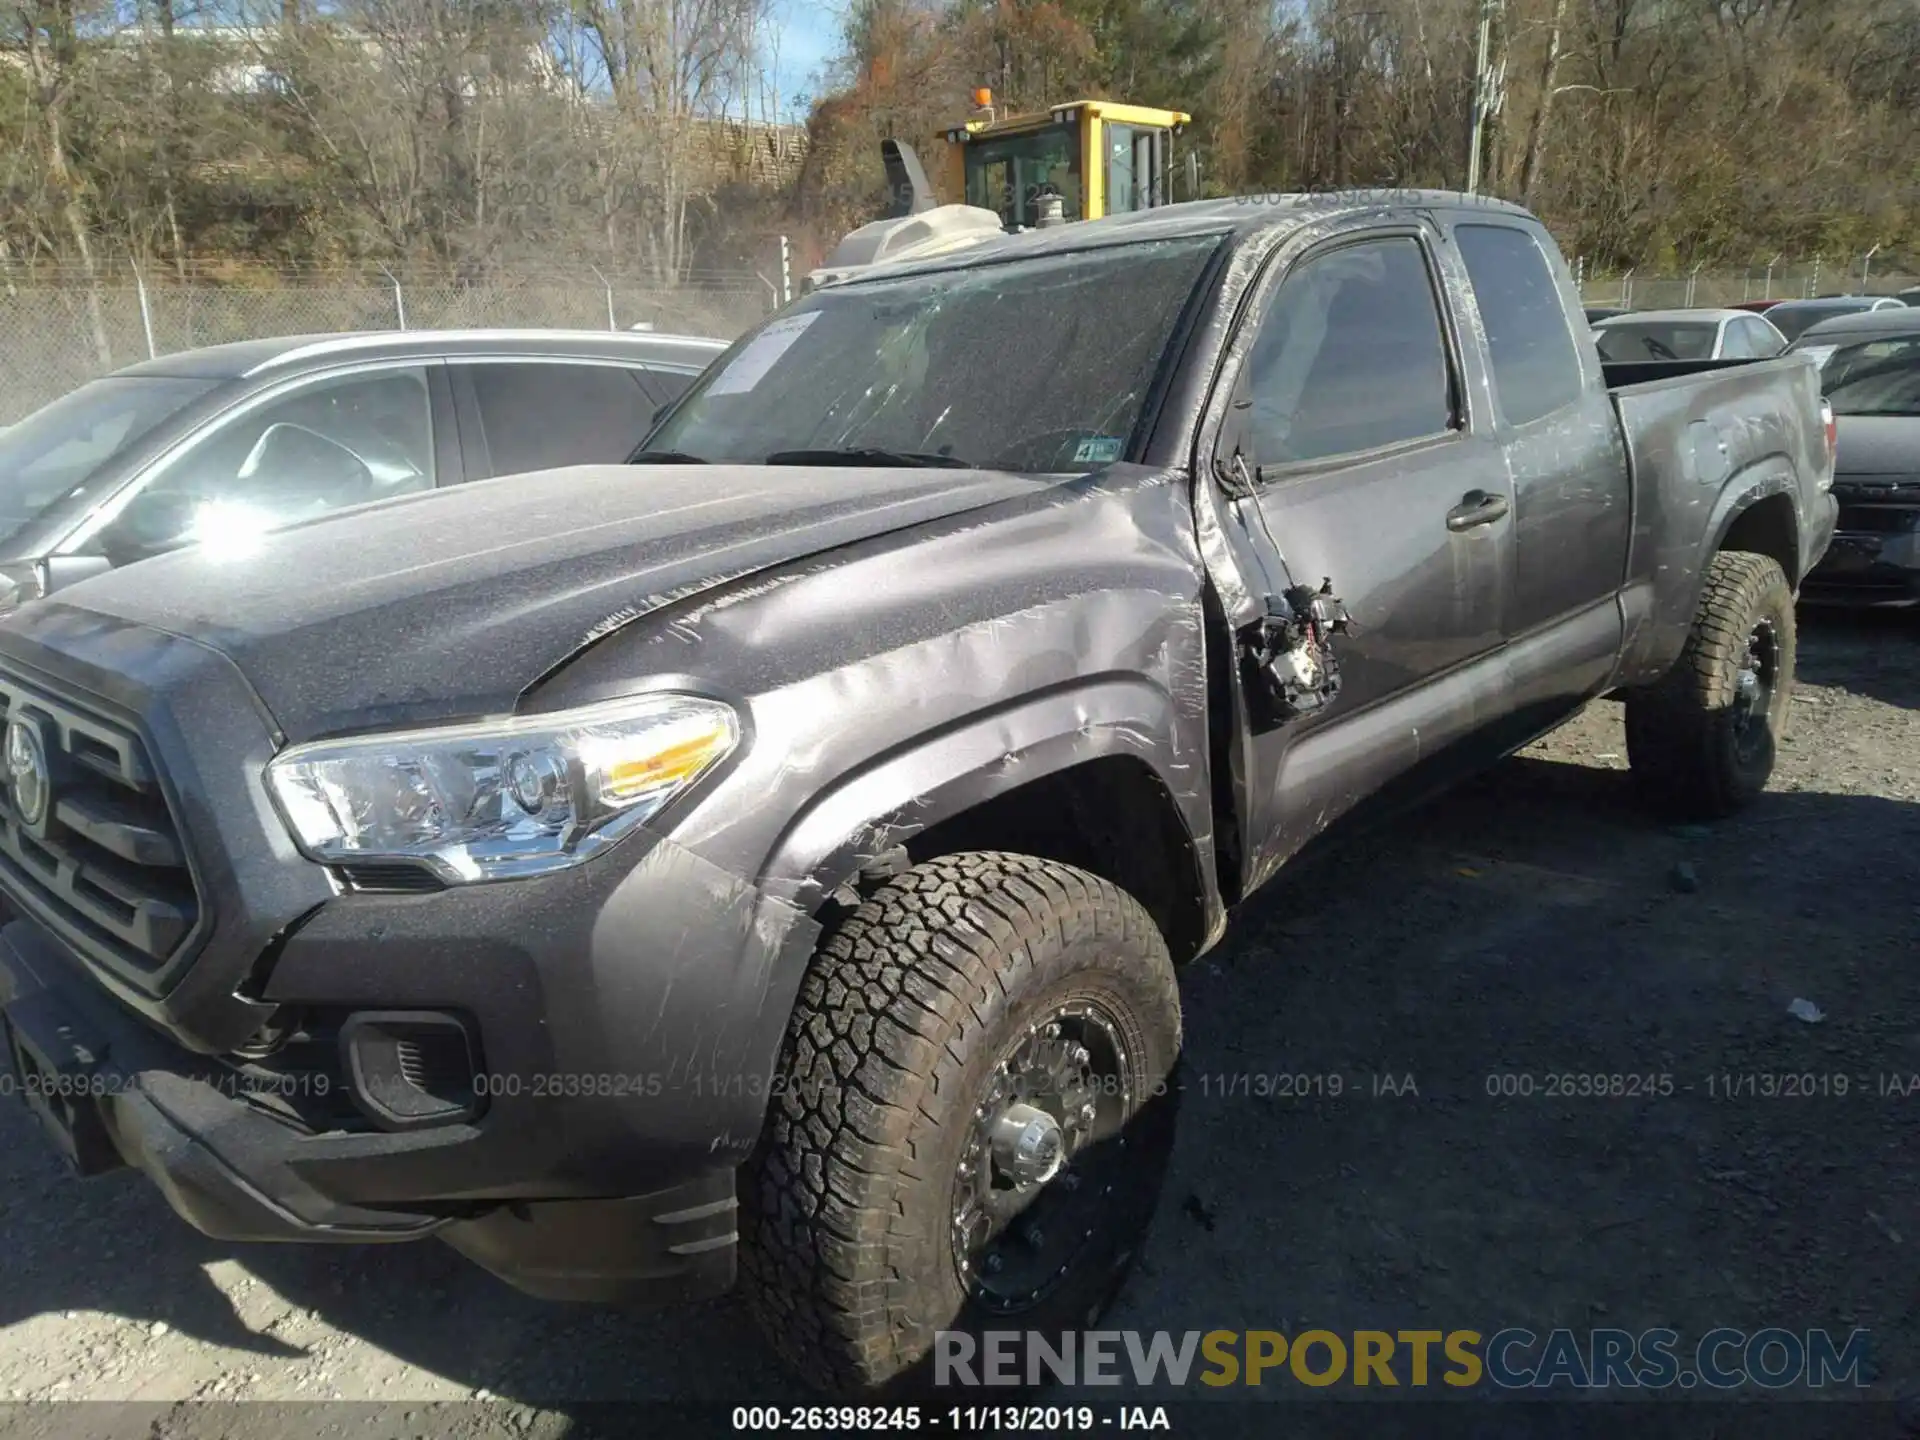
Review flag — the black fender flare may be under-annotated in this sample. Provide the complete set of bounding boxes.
[722,679,1223,1120]
[759,675,1216,914]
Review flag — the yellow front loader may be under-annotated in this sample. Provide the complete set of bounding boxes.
[938,89,1193,229]
[807,90,1196,289]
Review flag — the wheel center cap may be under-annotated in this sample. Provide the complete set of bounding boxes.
[990,1102,1065,1186]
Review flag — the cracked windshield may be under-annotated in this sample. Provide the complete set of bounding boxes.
[646,234,1223,473]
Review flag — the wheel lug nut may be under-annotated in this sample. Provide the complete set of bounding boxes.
[1022,1223,1045,1248]
[983,1252,1005,1275]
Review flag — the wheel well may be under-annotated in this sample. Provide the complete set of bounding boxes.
[901,756,1212,964]
[1718,492,1799,586]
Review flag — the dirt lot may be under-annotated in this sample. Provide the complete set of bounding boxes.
[3,610,1919,1435]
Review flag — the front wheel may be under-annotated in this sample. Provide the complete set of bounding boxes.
[739,852,1182,1396]
[1624,550,1797,819]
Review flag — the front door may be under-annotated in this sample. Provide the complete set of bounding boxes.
[1197,227,1515,889]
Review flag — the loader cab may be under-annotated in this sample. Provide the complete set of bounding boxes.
[940,95,1191,230]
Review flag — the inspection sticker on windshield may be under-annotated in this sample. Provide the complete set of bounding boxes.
[705,311,821,396]
[1073,436,1124,464]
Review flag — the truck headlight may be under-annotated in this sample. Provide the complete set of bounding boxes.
[266,694,739,883]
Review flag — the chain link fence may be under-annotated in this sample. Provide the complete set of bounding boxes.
[1577,263,1920,311]
[9,256,1919,426]
[0,268,777,425]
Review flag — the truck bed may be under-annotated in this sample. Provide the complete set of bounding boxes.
[1599,356,1786,390]
[1602,351,1834,689]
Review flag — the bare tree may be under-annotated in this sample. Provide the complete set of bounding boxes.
[567,0,770,283]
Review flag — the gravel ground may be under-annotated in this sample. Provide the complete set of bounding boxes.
[3,609,1919,1436]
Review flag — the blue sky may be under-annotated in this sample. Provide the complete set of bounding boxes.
[767,0,843,120]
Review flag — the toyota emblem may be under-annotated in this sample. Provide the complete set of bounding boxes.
[5,717,51,829]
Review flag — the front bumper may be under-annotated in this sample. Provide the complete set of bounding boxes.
[0,915,747,1302]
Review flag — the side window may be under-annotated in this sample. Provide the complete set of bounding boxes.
[1718,322,1754,359]
[1453,223,1586,426]
[643,369,699,407]
[464,362,655,475]
[1245,236,1456,467]
[1744,318,1784,357]
[1106,123,1141,215]
[106,367,434,549]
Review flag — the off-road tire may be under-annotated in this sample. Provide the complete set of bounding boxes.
[1624,550,1796,819]
[739,851,1182,1397]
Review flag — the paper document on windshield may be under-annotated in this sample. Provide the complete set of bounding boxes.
[705,312,821,396]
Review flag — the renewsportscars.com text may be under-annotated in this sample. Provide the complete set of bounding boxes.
[934,1327,1872,1391]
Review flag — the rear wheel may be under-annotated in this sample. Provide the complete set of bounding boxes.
[739,852,1182,1396]
[1624,550,1796,819]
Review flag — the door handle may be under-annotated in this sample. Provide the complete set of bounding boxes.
[1446,490,1510,532]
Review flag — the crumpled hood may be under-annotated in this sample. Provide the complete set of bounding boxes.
[47,462,1053,740]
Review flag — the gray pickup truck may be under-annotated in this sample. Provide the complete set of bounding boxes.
[0,193,1834,1396]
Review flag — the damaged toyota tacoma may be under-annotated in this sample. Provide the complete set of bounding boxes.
[0,194,1835,1394]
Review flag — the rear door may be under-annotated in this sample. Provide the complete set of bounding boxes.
[1196,222,1515,886]
[1446,217,1628,730]
[449,360,674,480]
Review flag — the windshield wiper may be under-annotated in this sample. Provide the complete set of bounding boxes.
[762,447,974,469]
[627,448,709,464]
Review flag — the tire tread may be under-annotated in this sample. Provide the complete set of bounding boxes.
[739,851,1177,1394]
[1624,550,1795,818]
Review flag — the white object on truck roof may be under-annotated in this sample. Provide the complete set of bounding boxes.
[807,205,1007,291]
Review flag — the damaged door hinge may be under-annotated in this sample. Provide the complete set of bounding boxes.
[1213,449,1258,500]
[1240,577,1353,728]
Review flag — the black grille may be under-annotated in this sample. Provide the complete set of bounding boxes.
[1835,504,1920,535]
[339,861,445,893]
[0,665,200,992]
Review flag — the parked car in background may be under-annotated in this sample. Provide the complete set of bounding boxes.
[1591,307,1788,362]
[1584,305,1628,324]
[0,329,725,616]
[1897,286,1920,307]
[1765,296,1907,343]
[1790,308,1920,607]
[1730,299,1785,313]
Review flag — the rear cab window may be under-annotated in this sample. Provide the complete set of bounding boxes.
[1453,223,1586,426]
